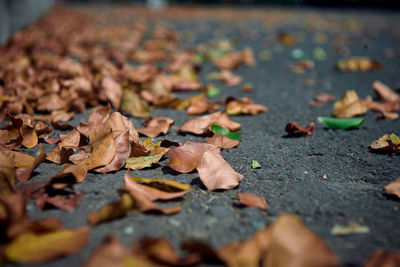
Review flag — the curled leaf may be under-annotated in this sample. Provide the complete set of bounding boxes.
[285,122,315,136]
[206,134,239,149]
[225,97,267,115]
[373,80,400,103]
[318,117,364,130]
[180,111,241,135]
[333,90,367,118]
[137,117,174,138]
[369,133,400,152]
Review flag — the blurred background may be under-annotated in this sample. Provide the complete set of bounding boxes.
[0,0,399,45]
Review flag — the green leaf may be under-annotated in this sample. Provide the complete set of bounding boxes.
[211,124,242,140]
[313,47,327,60]
[207,86,220,98]
[317,117,364,130]
[251,160,261,169]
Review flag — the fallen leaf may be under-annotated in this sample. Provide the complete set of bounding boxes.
[206,85,220,98]
[265,214,339,267]
[15,144,46,182]
[368,133,400,152]
[376,112,398,120]
[125,150,167,170]
[35,193,84,211]
[238,193,268,210]
[364,250,400,267]
[137,117,174,138]
[121,89,150,118]
[220,70,242,86]
[167,142,216,173]
[83,236,130,267]
[88,193,134,226]
[318,117,364,130]
[75,133,116,170]
[363,96,400,113]
[384,178,400,198]
[132,237,201,266]
[241,84,254,92]
[225,97,267,115]
[278,33,295,46]
[95,129,131,173]
[333,90,367,118]
[288,60,314,73]
[206,134,239,149]
[180,111,241,135]
[285,122,315,136]
[197,149,243,190]
[5,226,89,264]
[373,81,400,103]
[331,221,370,236]
[251,160,261,169]
[241,47,256,66]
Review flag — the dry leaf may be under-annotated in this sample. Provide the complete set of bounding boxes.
[137,117,174,138]
[88,193,134,226]
[285,122,315,137]
[180,111,241,135]
[206,134,239,149]
[196,149,243,190]
[225,97,267,115]
[376,112,398,121]
[95,129,131,173]
[335,57,381,72]
[132,237,201,266]
[373,81,400,103]
[364,250,400,267]
[220,70,242,86]
[75,133,116,170]
[5,226,89,264]
[369,133,400,152]
[265,214,339,267]
[363,97,400,113]
[384,178,400,199]
[238,193,268,210]
[333,90,367,118]
[15,144,45,182]
[167,142,216,173]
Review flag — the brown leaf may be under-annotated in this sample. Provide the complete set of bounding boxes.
[180,111,241,135]
[373,81,400,103]
[206,134,239,149]
[100,76,122,109]
[384,178,400,199]
[4,226,89,264]
[95,129,131,173]
[316,93,336,103]
[241,47,256,66]
[0,149,16,196]
[363,96,400,113]
[34,121,52,139]
[333,90,367,118]
[364,250,400,267]
[335,57,381,72]
[121,89,150,118]
[376,112,399,121]
[285,122,315,137]
[83,236,132,267]
[197,149,243,190]
[167,142,217,173]
[15,144,45,182]
[132,237,201,266]
[226,97,267,115]
[35,193,84,211]
[186,96,219,115]
[75,133,116,170]
[220,70,242,86]
[138,117,174,138]
[264,214,339,267]
[218,227,271,267]
[238,193,268,210]
[214,52,242,70]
